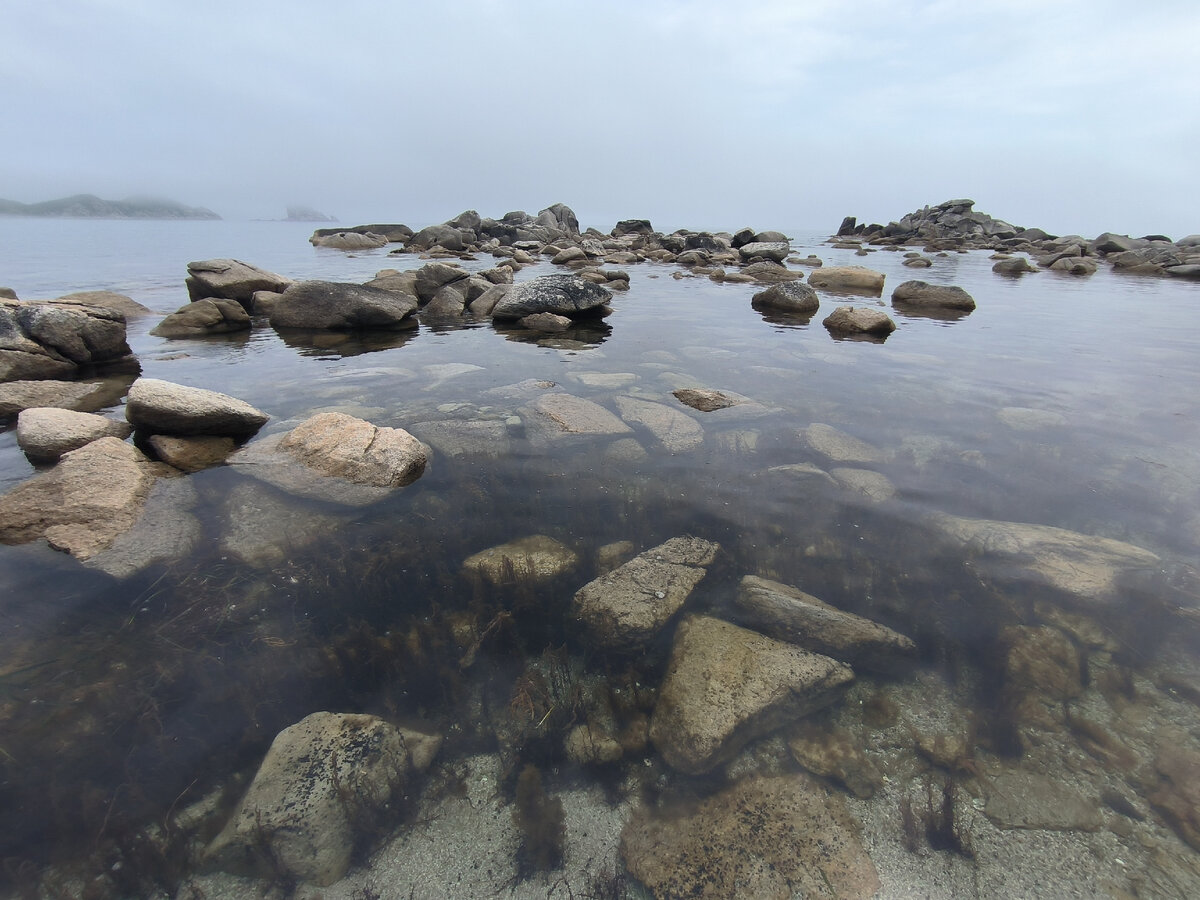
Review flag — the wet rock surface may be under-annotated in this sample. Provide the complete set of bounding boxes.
[572,536,719,650]
[462,534,580,585]
[206,712,441,886]
[735,575,916,672]
[649,614,855,773]
[621,774,880,899]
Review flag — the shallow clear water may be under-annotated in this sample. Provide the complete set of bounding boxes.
[2,218,1199,897]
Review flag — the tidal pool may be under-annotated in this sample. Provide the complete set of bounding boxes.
[1,224,1199,898]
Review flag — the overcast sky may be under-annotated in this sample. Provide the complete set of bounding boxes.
[3,0,1197,238]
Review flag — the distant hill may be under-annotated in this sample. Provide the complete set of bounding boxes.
[0,193,221,219]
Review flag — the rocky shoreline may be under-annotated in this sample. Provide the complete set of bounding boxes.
[2,201,1200,899]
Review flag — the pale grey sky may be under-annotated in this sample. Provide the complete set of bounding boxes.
[3,0,1197,237]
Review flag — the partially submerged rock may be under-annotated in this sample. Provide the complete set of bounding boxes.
[734,575,916,672]
[461,534,580,585]
[16,407,132,462]
[150,298,251,338]
[310,231,388,250]
[621,774,879,899]
[0,437,173,560]
[822,306,896,336]
[206,712,441,887]
[490,274,612,320]
[808,265,886,295]
[268,281,419,330]
[1,298,132,382]
[231,413,427,505]
[649,614,854,774]
[572,536,719,649]
[672,387,742,412]
[891,280,976,311]
[751,281,820,314]
[186,259,292,304]
[51,290,152,318]
[0,379,113,417]
[147,434,236,472]
[125,377,269,437]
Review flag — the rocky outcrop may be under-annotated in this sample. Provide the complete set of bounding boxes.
[735,575,916,672]
[572,536,719,649]
[206,712,441,886]
[0,437,173,559]
[124,377,269,437]
[1,298,132,382]
[751,281,820,314]
[490,275,612,320]
[808,266,886,295]
[16,407,132,462]
[649,614,854,773]
[185,259,292,304]
[822,306,896,336]
[891,280,976,311]
[461,535,580,585]
[268,281,419,330]
[839,198,1017,244]
[150,298,251,338]
[621,774,879,900]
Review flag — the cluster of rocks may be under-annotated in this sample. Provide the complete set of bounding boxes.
[835,198,1200,279]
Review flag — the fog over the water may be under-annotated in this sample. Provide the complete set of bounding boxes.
[3,0,1197,237]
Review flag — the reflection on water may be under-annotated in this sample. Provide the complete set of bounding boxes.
[2,227,1200,897]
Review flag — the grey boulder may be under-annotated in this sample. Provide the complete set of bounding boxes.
[150,298,251,338]
[1,298,131,382]
[16,407,132,462]
[186,259,292,303]
[268,281,418,330]
[891,280,976,310]
[822,306,896,336]
[751,281,820,314]
[490,275,612,320]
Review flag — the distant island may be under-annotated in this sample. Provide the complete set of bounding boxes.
[285,205,337,223]
[0,193,220,220]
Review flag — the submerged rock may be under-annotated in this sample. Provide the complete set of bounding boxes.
[787,721,884,799]
[614,394,703,451]
[16,407,132,462]
[0,436,174,560]
[734,575,916,672]
[649,614,854,774]
[621,774,879,899]
[572,536,719,650]
[125,377,269,437]
[830,466,897,502]
[982,771,1103,831]
[84,475,200,577]
[220,480,347,567]
[206,712,441,887]
[521,392,632,441]
[929,512,1161,608]
[804,423,885,463]
[461,534,580,585]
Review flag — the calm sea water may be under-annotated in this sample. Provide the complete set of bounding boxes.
[2,217,1199,897]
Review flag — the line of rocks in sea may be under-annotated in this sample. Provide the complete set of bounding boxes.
[835,198,1200,279]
